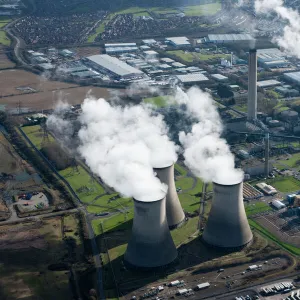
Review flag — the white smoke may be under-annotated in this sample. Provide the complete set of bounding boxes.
[255,0,300,58]
[78,96,177,201]
[173,87,243,184]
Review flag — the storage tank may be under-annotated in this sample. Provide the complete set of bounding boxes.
[124,192,178,268]
[202,181,253,248]
[154,163,185,229]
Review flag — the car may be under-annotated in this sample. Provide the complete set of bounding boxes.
[218,269,225,273]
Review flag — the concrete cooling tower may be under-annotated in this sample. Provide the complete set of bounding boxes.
[202,181,253,248]
[154,164,185,229]
[124,193,178,269]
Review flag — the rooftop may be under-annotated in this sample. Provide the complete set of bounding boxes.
[208,33,254,41]
[257,79,281,88]
[176,73,209,83]
[166,36,190,45]
[86,54,143,77]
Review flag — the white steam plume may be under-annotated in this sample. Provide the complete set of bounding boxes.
[255,0,300,58]
[78,96,177,201]
[174,87,243,184]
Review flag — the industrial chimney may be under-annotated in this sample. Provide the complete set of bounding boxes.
[202,181,253,248]
[124,192,178,268]
[247,49,257,121]
[154,163,185,229]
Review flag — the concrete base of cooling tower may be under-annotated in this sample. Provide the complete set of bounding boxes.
[169,216,187,230]
[124,238,178,269]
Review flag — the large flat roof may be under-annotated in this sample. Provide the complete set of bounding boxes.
[166,36,190,45]
[257,79,281,87]
[284,71,300,83]
[176,73,209,83]
[208,33,254,42]
[257,48,284,62]
[105,43,136,47]
[86,54,143,77]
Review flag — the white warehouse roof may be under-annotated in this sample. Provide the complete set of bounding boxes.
[166,36,190,45]
[86,54,143,77]
[211,74,228,81]
[257,48,284,62]
[257,79,281,88]
[105,43,136,47]
[208,33,254,42]
[284,72,300,84]
[176,73,209,83]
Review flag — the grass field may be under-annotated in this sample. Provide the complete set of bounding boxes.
[59,166,105,203]
[144,96,172,107]
[267,176,300,193]
[182,2,221,16]
[22,125,55,149]
[249,219,300,255]
[87,22,106,42]
[0,31,10,46]
[279,153,300,168]
[245,201,272,217]
[176,177,194,190]
[233,104,247,112]
[167,50,230,63]
[175,163,188,176]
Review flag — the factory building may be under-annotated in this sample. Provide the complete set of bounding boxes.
[166,37,191,48]
[248,49,257,121]
[275,86,299,97]
[257,48,288,68]
[284,71,300,85]
[84,54,144,80]
[143,50,158,59]
[256,182,277,195]
[124,193,178,268]
[257,80,281,88]
[207,33,254,44]
[142,39,157,45]
[202,181,253,248]
[175,73,209,84]
[154,164,185,229]
[105,43,138,55]
[211,74,228,82]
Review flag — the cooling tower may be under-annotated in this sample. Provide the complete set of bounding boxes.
[247,49,257,121]
[124,193,178,268]
[202,181,253,248]
[154,164,185,229]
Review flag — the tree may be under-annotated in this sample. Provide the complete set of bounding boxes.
[217,84,234,99]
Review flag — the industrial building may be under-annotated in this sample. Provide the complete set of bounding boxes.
[105,43,138,54]
[257,79,281,88]
[142,39,157,45]
[284,71,300,85]
[211,74,228,82]
[271,199,286,210]
[154,164,185,229]
[207,33,254,44]
[202,181,253,248]
[175,73,209,84]
[166,37,191,48]
[256,182,277,195]
[248,49,257,121]
[124,193,178,268]
[257,48,288,68]
[84,54,144,80]
[275,86,299,97]
[243,183,263,200]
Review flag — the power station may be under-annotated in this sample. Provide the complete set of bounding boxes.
[124,193,178,268]
[154,163,185,229]
[248,49,257,121]
[202,181,253,248]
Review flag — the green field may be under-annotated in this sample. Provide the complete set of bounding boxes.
[245,201,272,217]
[144,95,172,107]
[267,176,300,193]
[176,177,194,190]
[182,2,221,16]
[175,163,188,176]
[0,30,10,46]
[279,153,300,168]
[87,22,106,42]
[167,50,230,63]
[249,219,300,255]
[22,125,55,149]
[59,166,105,203]
[233,104,247,112]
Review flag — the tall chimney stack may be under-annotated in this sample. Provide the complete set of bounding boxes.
[247,49,257,121]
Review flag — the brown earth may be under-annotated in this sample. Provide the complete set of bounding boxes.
[0,68,124,111]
